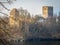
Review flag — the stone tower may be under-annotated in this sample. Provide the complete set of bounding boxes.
[42,6,53,19]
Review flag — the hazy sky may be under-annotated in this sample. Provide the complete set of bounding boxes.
[1,0,60,15]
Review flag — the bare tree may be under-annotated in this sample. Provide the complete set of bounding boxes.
[0,0,16,15]
[0,0,16,45]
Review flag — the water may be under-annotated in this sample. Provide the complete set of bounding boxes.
[11,41,60,45]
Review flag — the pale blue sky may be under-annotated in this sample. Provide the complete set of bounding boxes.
[3,0,60,15]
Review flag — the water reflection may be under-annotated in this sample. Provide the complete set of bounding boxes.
[11,41,60,45]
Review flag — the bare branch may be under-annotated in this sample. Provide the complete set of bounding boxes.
[7,0,16,4]
[0,12,8,16]
[0,17,14,38]
[0,2,10,11]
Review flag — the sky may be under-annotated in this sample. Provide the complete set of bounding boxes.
[1,0,60,15]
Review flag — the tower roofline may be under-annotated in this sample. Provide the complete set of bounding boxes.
[43,6,53,8]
